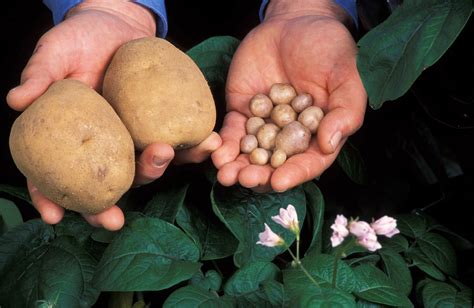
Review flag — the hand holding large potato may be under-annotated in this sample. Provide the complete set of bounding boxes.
[6,2,220,230]
[212,0,367,192]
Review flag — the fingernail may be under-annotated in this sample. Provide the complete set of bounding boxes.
[329,131,342,152]
[153,156,169,168]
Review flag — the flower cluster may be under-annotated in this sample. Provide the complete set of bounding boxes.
[330,215,399,251]
[256,204,299,247]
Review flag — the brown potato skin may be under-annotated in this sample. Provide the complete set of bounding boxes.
[275,121,311,157]
[103,37,216,150]
[9,80,135,214]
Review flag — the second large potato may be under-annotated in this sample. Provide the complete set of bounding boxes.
[103,37,216,150]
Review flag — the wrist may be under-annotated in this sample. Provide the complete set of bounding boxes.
[264,0,354,30]
[66,0,156,36]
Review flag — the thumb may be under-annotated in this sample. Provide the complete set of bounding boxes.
[317,79,367,154]
[6,43,67,111]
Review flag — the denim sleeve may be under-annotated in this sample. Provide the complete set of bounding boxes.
[259,0,358,28]
[43,0,168,37]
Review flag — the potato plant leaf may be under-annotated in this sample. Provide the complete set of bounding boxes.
[419,280,472,307]
[303,181,325,255]
[357,0,472,109]
[283,252,356,296]
[142,181,189,223]
[176,202,238,260]
[336,141,368,185]
[0,198,23,233]
[417,232,457,276]
[186,36,240,88]
[0,234,99,307]
[379,249,412,295]
[211,183,306,267]
[93,217,201,291]
[352,264,413,307]
[164,285,234,308]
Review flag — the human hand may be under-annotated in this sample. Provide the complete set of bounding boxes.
[7,2,221,229]
[212,0,367,192]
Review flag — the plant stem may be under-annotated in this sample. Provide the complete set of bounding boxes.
[296,234,300,263]
[284,243,320,288]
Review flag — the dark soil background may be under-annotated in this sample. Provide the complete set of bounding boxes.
[1,0,473,301]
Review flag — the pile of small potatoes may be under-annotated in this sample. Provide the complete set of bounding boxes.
[240,83,324,168]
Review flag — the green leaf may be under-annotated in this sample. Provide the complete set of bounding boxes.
[164,285,234,308]
[54,212,96,244]
[420,280,472,308]
[190,270,222,292]
[431,225,473,251]
[224,261,283,306]
[142,182,189,223]
[394,214,427,238]
[93,217,201,291]
[336,141,368,185]
[356,299,387,307]
[346,254,381,267]
[357,0,472,109]
[0,184,31,204]
[176,202,238,260]
[283,252,355,296]
[0,235,99,307]
[295,288,356,308]
[379,249,412,295]
[0,219,54,274]
[405,248,445,281]
[352,264,413,307]
[261,280,289,307]
[0,198,23,232]
[418,232,456,276]
[186,36,241,88]
[211,183,306,267]
[303,182,325,255]
[379,235,409,253]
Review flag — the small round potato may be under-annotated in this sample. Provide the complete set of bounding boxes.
[240,135,258,154]
[291,93,313,113]
[275,121,311,157]
[271,149,287,168]
[249,148,270,165]
[271,104,297,128]
[269,83,297,105]
[250,94,273,118]
[298,106,324,134]
[256,123,280,150]
[246,117,266,135]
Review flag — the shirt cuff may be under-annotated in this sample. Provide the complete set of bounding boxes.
[259,0,358,29]
[42,0,168,38]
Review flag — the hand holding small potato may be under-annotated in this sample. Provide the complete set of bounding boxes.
[212,0,367,192]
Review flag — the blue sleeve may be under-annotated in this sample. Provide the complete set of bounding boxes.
[259,0,358,29]
[43,0,168,37]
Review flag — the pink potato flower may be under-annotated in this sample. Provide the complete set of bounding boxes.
[330,215,349,247]
[256,223,285,247]
[271,204,299,234]
[371,215,400,238]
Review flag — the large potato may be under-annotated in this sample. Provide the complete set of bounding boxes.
[103,37,216,150]
[9,80,135,214]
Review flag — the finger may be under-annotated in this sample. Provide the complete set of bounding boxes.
[134,143,175,186]
[216,155,250,187]
[6,43,66,111]
[82,205,125,231]
[238,164,273,191]
[27,181,65,225]
[174,132,222,165]
[317,79,367,154]
[211,111,247,168]
[270,137,345,192]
